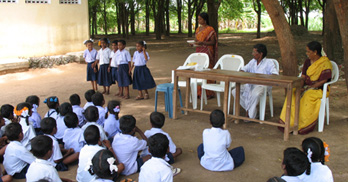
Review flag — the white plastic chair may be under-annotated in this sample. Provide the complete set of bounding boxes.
[259,59,279,121]
[318,61,339,132]
[171,53,210,109]
[200,54,244,114]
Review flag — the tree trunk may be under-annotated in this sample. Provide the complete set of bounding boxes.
[207,0,221,38]
[130,1,136,36]
[145,0,150,36]
[262,0,298,76]
[165,0,170,36]
[299,0,305,26]
[103,0,107,35]
[333,0,348,90]
[116,1,121,35]
[177,0,182,34]
[187,0,193,37]
[195,0,205,32]
[152,0,164,40]
[253,0,262,38]
[304,0,311,29]
[317,0,327,35]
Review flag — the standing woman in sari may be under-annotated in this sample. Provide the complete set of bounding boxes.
[195,12,218,99]
[279,41,332,134]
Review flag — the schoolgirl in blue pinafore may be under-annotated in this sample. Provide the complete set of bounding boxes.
[110,40,121,95]
[83,39,98,91]
[132,41,156,100]
[96,38,113,95]
[115,40,132,99]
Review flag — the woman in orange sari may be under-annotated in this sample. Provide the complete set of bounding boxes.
[279,41,332,134]
[195,12,218,99]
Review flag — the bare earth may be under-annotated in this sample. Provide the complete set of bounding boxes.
[2,33,348,182]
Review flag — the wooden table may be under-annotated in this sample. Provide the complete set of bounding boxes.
[172,69,303,141]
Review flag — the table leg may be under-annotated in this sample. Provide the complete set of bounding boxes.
[185,77,190,115]
[284,86,293,141]
[235,83,241,124]
[173,72,178,119]
[223,79,229,128]
[294,87,301,135]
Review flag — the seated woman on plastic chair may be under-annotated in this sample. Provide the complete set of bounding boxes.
[279,41,332,134]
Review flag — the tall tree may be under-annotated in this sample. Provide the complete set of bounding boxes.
[102,0,108,35]
[317,0,327,35]
[207,0,221,37]
[253,0,262,38]
[165,0,170,36]
[187,0,196,37]
[176,0,183,33]
[262,0,298,76]
[323,0,341,61]
[89,0,99,38]
[303,0,311,28]
[115,1,121,35]
[194,0,206,31]
[145,0,150,36]
[152,0,165,40]
[130,1,136,36]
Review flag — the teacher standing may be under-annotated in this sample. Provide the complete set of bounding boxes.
[195,12,218,99]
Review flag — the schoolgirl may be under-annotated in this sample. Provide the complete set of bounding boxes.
[115,40,132,99]
[43,96,59,121]
[83,39,98,91]
[96,38,113,95]
[109,40,120,95]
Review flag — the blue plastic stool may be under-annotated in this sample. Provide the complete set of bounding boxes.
[155,83,184,118]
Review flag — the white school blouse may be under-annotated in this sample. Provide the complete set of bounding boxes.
[72,105,85,127]
[103,114,121,139]
[63,127,85,153]
[26,158,62,182]
[54,115,67,139]
[81,122,108,141]
[281,175,303,182]
[115,49,131,65]
[3,141,35,175]
[45,134,63,167]
[112,133,147,175]
[298,162,333,182]
[241,57,278,75]
[44,109,59,121]
[200,127,234,171]
[29,104,41,128]
[96,106,106,126]
[76,144,104,182]
[110,50,118,67]
[0,118,12,135]
[84,102,94,110]
[96,47,111,65]
[132,51,150,66]
[92,179,113,182]
[84,49,98,63]
[19,117,36,150]
[139,157,173,182]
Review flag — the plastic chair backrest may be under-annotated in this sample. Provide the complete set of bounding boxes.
[183,53,210,68]
[330,61,339,83]
[214,54,244,71]
[268,58,279,73]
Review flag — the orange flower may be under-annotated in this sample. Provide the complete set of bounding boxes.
[323,142,330,162]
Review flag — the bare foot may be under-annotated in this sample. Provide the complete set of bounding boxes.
[123,95,130,99]
[101,91,106,94]
[106,91,110,95]
[115,92,120,96]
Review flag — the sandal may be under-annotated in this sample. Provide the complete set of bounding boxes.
[172,167,181,177]
[135,96,144,100]
[144,93,149,99]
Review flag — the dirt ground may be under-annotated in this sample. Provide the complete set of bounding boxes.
[2,33,348,182]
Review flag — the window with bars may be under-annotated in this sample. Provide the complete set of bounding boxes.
[25,0,50,3]
[59,0,80,4]
[0,0,17,3]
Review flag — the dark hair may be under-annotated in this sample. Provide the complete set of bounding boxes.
[25,95,40,106]
[118,40,126,46]
[267,177,286,182]
[120,115,136,134]
[85,89,96,102]
[137,40,147,49]
[59,102,73,117]
[40,117,57,134]
[85,40,93,45]
[31,135,53,158]
[1,104,14,119]
[90,150,117,178]
[148,133,169,158]
[107,100,120,120]
[112,40,118,45]
[307,41,322,56]
[210,109,225,128]
[84,125,100,145]
[44,96,59,109]
[283,147,310,176]
[253,44,268,59]
[150,112,165,128]
[16,102,32,126]
[69,94,81,106]
[5,123,22,141]
[199,12,209,25]
[64,112,78,128]
[100,38,110,47]
[84,106,99,122]
[92,92,104,106]
[302,137,325,164]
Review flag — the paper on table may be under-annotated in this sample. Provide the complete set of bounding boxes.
[177,66,195,70]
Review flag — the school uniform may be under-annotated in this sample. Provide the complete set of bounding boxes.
[84,48,98,81]
[110,50,118,83]
[298,162,333,182]
[139,157,173,182]
[63,127,85,153]
[97,47,113,86]
[92,179,113,182]
[281,176,303,182]
[116,49,132,87]
[84,102,94,110]
[76,144,104,182]
[96,105,106,126]
[18,117,36,150]
[72,105,86,127]
[26,158,62,182]
[3,141,35,177]
[29,104,41,129]
[103,114,121,140]
[44,109,59,121]
[81,122,107,141]
[112,133,147,175]
[132,51,156,90]
[54,115,67,140]
[44,134,63,167]
[0,118,12,135]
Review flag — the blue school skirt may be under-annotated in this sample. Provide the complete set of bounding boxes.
[87,62,98,81]
[117,64,132,87]
[133,65,156,90]
[97,64,113,86]
[111,67,118,83]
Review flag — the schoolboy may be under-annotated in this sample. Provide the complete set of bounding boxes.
[197,109,245,171]
[3,123,35,179]
[69,93,86,127]
[112,115,150,175]
[63,112,84,153]
[281,147,310,182]
[143,112,182,164]
[81,106,107,141]
[91,92,106,126]
[83,89,96,110]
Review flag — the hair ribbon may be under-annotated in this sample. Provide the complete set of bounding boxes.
[323,142,330,162]
[143,41,147,45]
[113,106,120,113]
[307,148,313,163]
[107,157,118,173]
[50,97,58,102]
[14,106,30,117]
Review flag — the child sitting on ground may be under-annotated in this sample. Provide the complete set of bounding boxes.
[63,112,84,153]
[142,112,182,164]
[70,94,85,127]
[84,89,96,110]
[26,135,72,182]
[88,149,125,182]
[3,123,35,179]
[25,95,42,135]
[92,92,107,126]
[0,104,15,134]
[81,106,107,141]
[197,109,245,171]
[41,117,77,171]
[299,137,333,182]
[44,96,60,121]
[112,115,150,175]
[139,133,181,182]
[14,102,36,150]
[104,100,121,141]
[55,102,72,145]
[280,147,311,181]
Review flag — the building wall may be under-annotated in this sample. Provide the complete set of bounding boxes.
[0,0,89,59]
